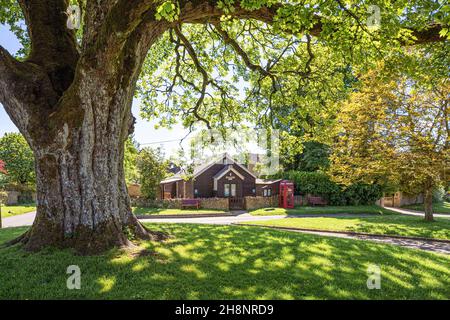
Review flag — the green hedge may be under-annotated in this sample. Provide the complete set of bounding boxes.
[273,171,382,205]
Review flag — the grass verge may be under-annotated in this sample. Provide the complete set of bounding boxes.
[0,204,36,218]
[240,215,450,240]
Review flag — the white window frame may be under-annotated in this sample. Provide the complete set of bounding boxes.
[224,184,230,197]
[231,184,236,197]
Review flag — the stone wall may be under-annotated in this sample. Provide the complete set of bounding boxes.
[376,192,423,208]
[127,184,142,198]
[5,190,37,205]
[244,196,279,211]
[130,197,229,211]
[198,197,229,210]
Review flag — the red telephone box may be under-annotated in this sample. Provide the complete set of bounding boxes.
[279,180,295,209]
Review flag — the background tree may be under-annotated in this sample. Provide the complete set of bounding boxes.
[0,190,7,229]
[124,137,140,184]
[0,133,35,188]
[330,69,449,221]
[137,147,168,200]
[282,141,331,172]
[0,0,447,253]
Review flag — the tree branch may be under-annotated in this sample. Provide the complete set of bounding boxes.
[179,0,446,45]
[0,46,59,138]
[212,22,271,77]
[173,25,212,130]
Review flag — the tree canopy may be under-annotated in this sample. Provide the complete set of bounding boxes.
[330,68,449,219]
[2,1,448,137]
[0,133,35,188]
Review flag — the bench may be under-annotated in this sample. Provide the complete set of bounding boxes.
[308,196,327,206]
[181,199,200,210]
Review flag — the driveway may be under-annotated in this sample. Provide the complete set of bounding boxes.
[386,207,450,218]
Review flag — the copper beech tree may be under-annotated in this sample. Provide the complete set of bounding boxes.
[0,0,447,253]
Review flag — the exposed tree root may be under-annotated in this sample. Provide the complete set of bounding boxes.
[4,217,170,256]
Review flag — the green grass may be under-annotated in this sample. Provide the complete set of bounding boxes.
[402,202,450,214]
[250,205,396,216]
[0,204,36,218]
[132,207,228,216]
[0,224,449,299]
[241,215,450,240]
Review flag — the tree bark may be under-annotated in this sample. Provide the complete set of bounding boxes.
[14,67,168,254]
[2,9,170,254]
[423,186,434,222]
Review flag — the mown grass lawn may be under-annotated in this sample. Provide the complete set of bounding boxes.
[250,205,396,216]
[0,224,449,299]
[241,215,450,240]
[132,207,228,215]
[0,204,36,218]
[402,202,450,214]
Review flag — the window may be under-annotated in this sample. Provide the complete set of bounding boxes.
[224,184,236,197]
[263,189,268,197]
[194,189,199,196]
[224,184,230,197]
[268,188,272,196]
[231,184,236,197]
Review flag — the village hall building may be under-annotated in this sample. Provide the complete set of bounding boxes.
[159,154,282,200]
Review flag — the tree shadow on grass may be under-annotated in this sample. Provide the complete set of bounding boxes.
[0,224,448,299]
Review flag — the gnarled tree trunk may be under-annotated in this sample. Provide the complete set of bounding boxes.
[1,1,171,254]
[10,59,169,254]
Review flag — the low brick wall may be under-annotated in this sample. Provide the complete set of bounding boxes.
[130,197,229,211]
[244,196,278,211]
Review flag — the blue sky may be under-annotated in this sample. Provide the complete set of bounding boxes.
[0,24,188,157]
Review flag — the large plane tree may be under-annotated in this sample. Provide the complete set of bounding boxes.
[0,0,447,254]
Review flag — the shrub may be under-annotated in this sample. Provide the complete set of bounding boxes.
[343,183,383,206]
[274,171,382,205]
[432,185,446,203]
